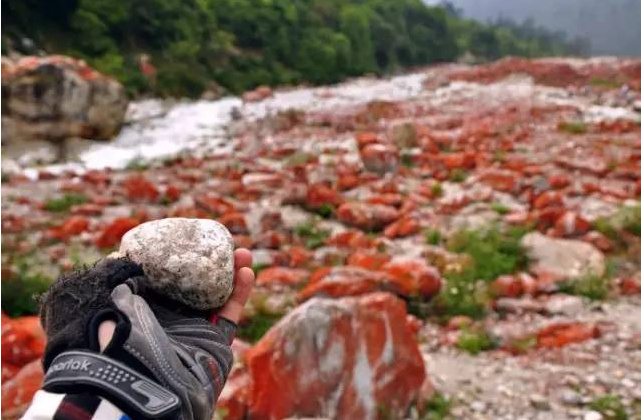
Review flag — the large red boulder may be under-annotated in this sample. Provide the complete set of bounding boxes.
[1,359,44,420]
[381,258,442,299]
[246,293,427,420]
[1,315,46,370]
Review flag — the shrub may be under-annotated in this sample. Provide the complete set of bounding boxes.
[424,228,443,246]
[490,202,510,215]
[558,273,609,301]
[446,225,529,282]
[1,259,53,317]
[589,394,628,420]
[448,169,468,183]
[420,392,452,420]
[43,193,87,212]
[237,312,282,343]
[431,182,444,197]
[294,220,330,249]
[559,121,587,134]
[456,327,496,355]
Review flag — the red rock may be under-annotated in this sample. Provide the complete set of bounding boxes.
[165,184,182,202]
[554,211,591,237]
[298,267,384,301]
[246,292,426,420]
[259,211,283,232]
[533,191,564,209]
[195,195,237,216]
[255,231,288,249]
[360,144,399,174]
[537,322,600,348]
[242,173,283,191]
[347,251,391,271]
[337,203,400,231]
[439,152,476,170]
[242,85,273,102]
[122,174,159,202]
[218,212,249,235]
[326,230,373,248]
[549,174,571,189]
[382,259,442,300]
[620,276,641,295]
[1,316,46,367]
[256,267,309,287]
[406,315,423,336]
[273,246,312,268]
[217,367,251,420]
[1,359,44,419]
[491,275,524,298]
[2,363,21,382]
[47,215,89,242]
[355,132,380,149]
[306,183,344,209]
[71,203,104,216]
[81,170,111,186]
[478,169,518,192]
[366,193,404,207]
[95,217,140,248]
[233,235,255,249]
[383,216,420,238]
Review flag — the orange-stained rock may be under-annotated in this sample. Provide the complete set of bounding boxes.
[246,293,427,420]
[383,215,420,238]
[1,359,44,419]
[233,235,255,249]
[554,211,591,237]
[256,267,309,287]
[355,132,380,149]
[71,203,104,216]
[46,215,90,242]
[337,202,400,231]
[447,315,474,331]
[165,184,182,202]
[122,174,159,202]
[326,230,373,248]
[305,183,344,209]
[195,194,237,216]
[360,144,399,174]
[255,231,288,250]
[381,258,442,300]
[620,275,641,295]
[533,191,564,209]
[477,169,518,192]
[217,367,251,420]
[218,212,249,235]
[549,174,571,189]
[298,267,384,301]
[439,152,476,170]
[2,363,21,382]
[347,250,391,271]
[536,322,600,348]
[1,316,46,368]
[95,217,140,248]
[242,85,273,102]
[366,194,404,207]
[491,275,524,298]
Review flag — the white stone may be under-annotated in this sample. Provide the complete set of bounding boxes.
[120,218,234,310]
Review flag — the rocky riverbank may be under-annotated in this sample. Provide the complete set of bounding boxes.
[2,57,641,420]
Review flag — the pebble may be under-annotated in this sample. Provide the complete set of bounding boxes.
[559,388,582,406]
[530,394,551,410]
[583,410,603,420]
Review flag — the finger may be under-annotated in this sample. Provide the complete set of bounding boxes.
[216,266,254,324]
[98,320,117,351]
[234,248,252,269]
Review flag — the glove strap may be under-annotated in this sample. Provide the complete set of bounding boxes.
[43,350,180,419]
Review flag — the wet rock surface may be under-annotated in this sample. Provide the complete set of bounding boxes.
[2,57,641,419]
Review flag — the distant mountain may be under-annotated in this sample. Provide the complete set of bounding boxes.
[431,0,641,56]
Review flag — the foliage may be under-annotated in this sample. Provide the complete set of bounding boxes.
[447,225,529,282]
[425,228,443,246]
[1,258,53,317]
[558,273,610,301]
[294,220,330,250]
[589,394,628,420]
[559,121,588,134]
[237,312,282,343]
[43,193,87,212]
[2,0,584,97]
[448,169,467,183]
[456,327,496,355]
[420,392,453,420]
[490,202,510,215]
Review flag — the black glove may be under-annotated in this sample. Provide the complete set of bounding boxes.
[39,258,236,420]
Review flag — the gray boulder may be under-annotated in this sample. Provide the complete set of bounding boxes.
[521,232,605,280]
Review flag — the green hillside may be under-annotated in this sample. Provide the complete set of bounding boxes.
[2,0,584,97]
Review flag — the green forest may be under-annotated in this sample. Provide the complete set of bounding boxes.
[2,0,586,98]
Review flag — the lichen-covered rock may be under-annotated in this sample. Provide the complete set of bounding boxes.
[246,293,427,420]
[119,218,234,310]
[1,55,128,144]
